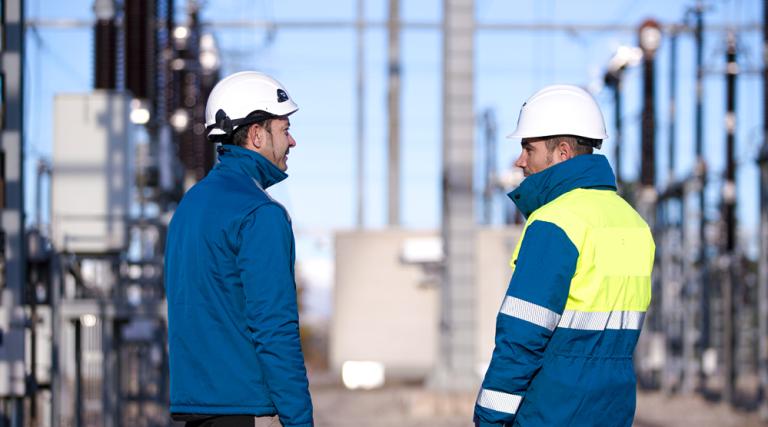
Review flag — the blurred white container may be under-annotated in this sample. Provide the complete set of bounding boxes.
[52,92,131,254]
[331,227,522,385]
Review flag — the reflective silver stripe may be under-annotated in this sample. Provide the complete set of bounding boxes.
[499,296,560,331]
[558,310,645,330]
[477,388,523,415]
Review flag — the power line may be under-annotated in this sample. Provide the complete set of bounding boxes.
[25,18,763,33]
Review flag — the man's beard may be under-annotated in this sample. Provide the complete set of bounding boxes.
[524,152,554,177]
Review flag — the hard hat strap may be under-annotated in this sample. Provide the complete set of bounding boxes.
[206,109,277,143]
[577,137,602,149]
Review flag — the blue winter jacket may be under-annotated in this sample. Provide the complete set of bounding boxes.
[165,145,313,427]
[474,155,654,427]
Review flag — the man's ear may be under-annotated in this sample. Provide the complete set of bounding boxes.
[558,140,574,160]
[247,124,263,149]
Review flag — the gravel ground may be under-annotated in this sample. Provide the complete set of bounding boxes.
[310,383,768,426]
[634,390,766,427]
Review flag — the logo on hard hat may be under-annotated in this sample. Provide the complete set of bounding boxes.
[277,89,289,103]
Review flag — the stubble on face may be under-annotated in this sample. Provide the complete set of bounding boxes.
[266,118,292,172]
[519,139,555,177]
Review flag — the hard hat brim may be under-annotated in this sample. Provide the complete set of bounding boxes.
[506,130,608,140]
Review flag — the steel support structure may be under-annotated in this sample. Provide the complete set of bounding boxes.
[758,0,768,417]
[0,1,27,425]
[432,0,477,391]
[686,2,711,393]
[660,27,685,394]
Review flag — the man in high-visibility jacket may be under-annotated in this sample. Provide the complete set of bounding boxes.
[474,85,654,427]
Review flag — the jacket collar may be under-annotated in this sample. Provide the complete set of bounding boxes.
[215,145,288,189]
[508,154,617,218]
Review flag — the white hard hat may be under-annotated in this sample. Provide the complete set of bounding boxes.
[508,84,607,147]
[204,71,298,142]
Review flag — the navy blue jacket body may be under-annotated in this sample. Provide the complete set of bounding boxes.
[165,145,313,427]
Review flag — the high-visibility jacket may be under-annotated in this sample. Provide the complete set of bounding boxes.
[474,154,654,427]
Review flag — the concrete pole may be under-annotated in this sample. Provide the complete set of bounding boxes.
[431,0,477,391]
[482,109,497,225]
[356,0,366,228]
[386,0,401,226]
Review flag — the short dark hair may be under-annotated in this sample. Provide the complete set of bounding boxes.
[543,135,595,156]
[231,117,273,147]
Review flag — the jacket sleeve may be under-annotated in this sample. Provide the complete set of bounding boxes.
[237,203,313,427]
[474,220,578,427]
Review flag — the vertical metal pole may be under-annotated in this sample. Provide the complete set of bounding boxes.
[74,320,83,427]
[356,0,366,228]
[50,255,61,427]
[668,30,678,184]
[387,0,401,226]
[100,305,116,427]
[431,0,476,391]
[640,47,657,195]
[614,80,623,189]
[0,0,27,417]
[661,28,680,394]
[693,3,711,391]
[723,34,738,256]
[28,268,38,425]
[638,19,661,234]
[638,22,660,387]
[721,31,738,406]
[759,2,768,418]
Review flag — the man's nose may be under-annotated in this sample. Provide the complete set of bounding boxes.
[514,152,526,169]
[289,135,297,147]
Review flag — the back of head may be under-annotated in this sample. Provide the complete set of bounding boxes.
[204,71,298,143]
[508,84,607,149]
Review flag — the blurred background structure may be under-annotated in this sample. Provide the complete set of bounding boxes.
[1,0,768,425]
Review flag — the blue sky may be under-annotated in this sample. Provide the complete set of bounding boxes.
[22,0,766,315]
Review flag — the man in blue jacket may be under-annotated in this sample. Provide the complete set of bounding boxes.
[474,85,654,427]
[165,71,313,427]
